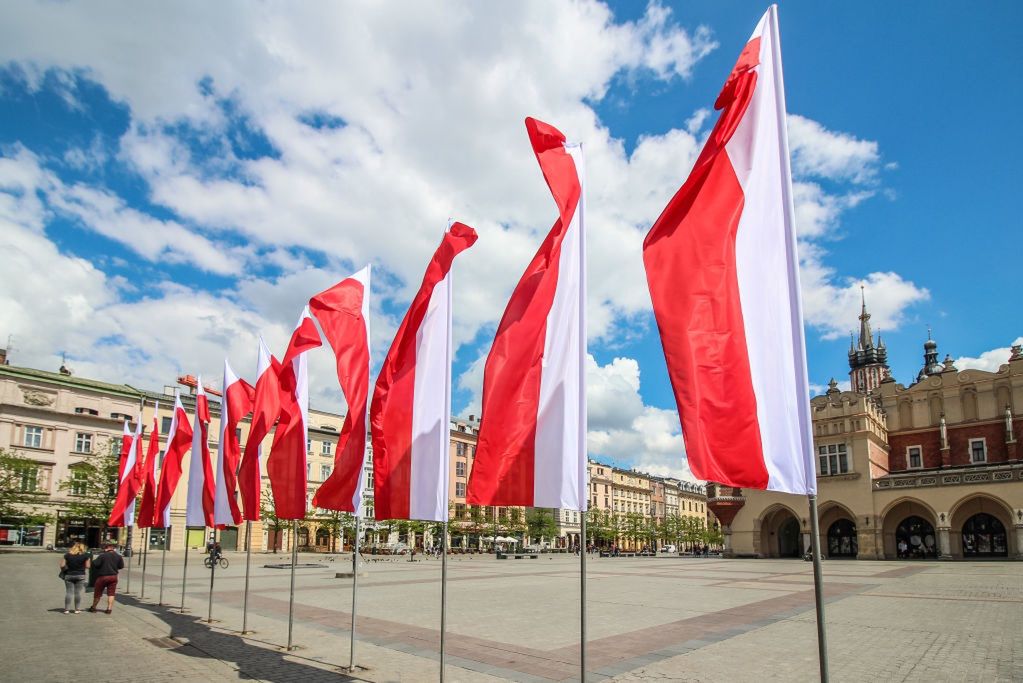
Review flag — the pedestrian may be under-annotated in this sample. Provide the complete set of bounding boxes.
[60,542,91,614]
[88,542,124,614]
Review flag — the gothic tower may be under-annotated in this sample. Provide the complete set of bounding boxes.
[848,288,889,394]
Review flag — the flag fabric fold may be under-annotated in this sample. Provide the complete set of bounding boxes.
[372,227,476,521]
[239,338,281,521]
[641,6,815,495]
[154,390,194,527]
[267,309,322,519]
[467,118,587,511]
[310,266,371,514]
[214,360,254,526]
[117,420,132,483]
[137,407,161,530]
[107,417,143,527]
[185,378,215,528]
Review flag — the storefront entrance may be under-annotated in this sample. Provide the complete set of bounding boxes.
[827,519,858,558]
[895,516,937,559]
[961,513,1008,557]
[56,513,117,549]
[778,517,801,558]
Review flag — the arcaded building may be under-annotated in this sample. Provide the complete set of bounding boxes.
[710,299,1023,560]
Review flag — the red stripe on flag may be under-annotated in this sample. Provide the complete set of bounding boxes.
[136,417,161,529]
[239,353,281,521]
[154,405,194,527]
[371,224,477,520]
[467,118,581,506]
[221,379,254,525]
[642,36,769,489]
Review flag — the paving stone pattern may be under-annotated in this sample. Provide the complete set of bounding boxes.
[3,551,1020,682]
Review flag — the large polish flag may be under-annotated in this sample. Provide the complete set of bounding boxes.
[467,118,587,511]
[267,309,322,519]
[117,420,133,483]
[372,227,476,521]
[185,379,215,528]
[107,417,143,527]
[310,267,372,514]
[214,360,254,526]
[642,6,815,495]
[238,339,281,521]
[136,406,161,529]
[154,390,195,527]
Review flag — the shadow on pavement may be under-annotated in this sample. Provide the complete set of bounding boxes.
[121,594,364,682]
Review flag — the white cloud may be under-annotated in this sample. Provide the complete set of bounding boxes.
[956,337,1023,373]
[788,114,880,186]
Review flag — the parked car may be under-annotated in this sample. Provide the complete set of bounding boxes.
[659,544,677,554]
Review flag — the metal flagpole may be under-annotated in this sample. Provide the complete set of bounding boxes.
[241,521,253,633]
[207,527,217,623]
[158,525,170,605]
[140,529,149,599]
[180,528,191,611]
[440,522,448,682]
[580,513,587,682]
[349,516,361,670]
[125,527,134,595]
[286,520,299,650]
[808,495,829,682]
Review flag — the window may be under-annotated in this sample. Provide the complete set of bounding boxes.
[456,461,466,477]
[74,407,99,416]
[819,444,850,475]
[161,417,172,434]
[322,441,332,455]
[969,439,987,463]
[18,465,39,492]
[906,446,922,469]
[366,472,374,488]
[320,465,332,481]
[236,427,243,442]
[455,482,466,497]
[71,468,88,496]
[456,442,466,456]
[74,432,93,453]
[306,463,311,478]
[23,426,43,449]
[306,439,312,454]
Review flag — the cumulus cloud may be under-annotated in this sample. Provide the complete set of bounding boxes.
[956,337,1023,373]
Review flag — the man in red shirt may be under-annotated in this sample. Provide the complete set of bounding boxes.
[88,542,124,614]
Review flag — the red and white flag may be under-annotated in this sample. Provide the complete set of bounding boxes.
[214,360,254,526]
[373,227,476,521]
[642,6,815,495]
[185,379,215,528]
[107,416,142,527]
[137,406,161,529]
[467,118,587,510]
[310,267,371,514]
[117,420,133,482]
[267,308,322,519]
[155,390,194,527]
[239,338,281,521]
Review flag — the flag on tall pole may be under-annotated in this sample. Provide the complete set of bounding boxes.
[267,309,322,519]
[310,266,372,514]
[239,338,281,521]
[155,390,194,527]
[117,420,133,482]
[467,118,587,512]
[641,5,815,496]
[185,379,215,528]
[137,405,161,530]
[372,228,475,521]
[108,416,143,527]
[215,360,255,526]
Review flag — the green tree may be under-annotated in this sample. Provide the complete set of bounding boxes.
[260,488,285,546]
[0,448,53,525]
[57,437,119,526]
[525,507,559,545]
[316,510,354,552]
[621,513,644,547]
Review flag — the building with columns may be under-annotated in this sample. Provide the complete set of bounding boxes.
[710,303,1023,561]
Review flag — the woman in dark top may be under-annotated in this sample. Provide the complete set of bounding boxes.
[60,542,91,614]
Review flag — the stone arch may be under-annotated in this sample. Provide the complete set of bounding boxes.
[757,504,803,558]
[948,493,1016,559]
[818,501,857,558]
[881,498,938,559]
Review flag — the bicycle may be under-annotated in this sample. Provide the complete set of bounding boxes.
[203,555,229,570]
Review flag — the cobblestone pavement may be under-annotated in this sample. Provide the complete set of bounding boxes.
[3,551,1020,682]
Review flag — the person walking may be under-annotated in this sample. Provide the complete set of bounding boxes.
[60,542,91,614]
[88,542,124,614]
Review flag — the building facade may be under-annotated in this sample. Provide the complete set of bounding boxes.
[711,311,1023,561]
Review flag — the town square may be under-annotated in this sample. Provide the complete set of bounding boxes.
[1,2,1020,682]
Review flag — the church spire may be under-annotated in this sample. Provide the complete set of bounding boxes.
[858,286,874,350]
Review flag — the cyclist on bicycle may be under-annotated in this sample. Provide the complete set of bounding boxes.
[206,536,222,562]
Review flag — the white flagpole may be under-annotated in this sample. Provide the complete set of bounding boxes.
[580,512,587,681]
[241,520,253,633]
[440,523,448,682]
[179,528,191,611]
[349,515,361,669]
[769,6,828,680]
[286,520,299,650]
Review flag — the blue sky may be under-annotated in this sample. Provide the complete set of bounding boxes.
[0,2,1019,480]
